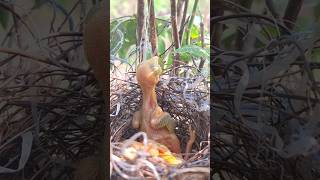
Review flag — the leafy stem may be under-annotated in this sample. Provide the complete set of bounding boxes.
[185,0,199,45]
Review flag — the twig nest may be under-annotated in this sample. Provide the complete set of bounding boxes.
[110,72,210,179]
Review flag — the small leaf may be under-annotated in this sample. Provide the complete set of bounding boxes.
[234,62,249,116]
[174,45,209,59]
[111,18,137,58]
[166,55,173,66]
[179,52,191,62]
[157,37,166,55]
[32,0,47,9]
[111,17,170,59]
[0,7,9,29]
[249,45,300,86]
[57,0,67,6]
[221,29,237,49]
[314,2,320,21]
[145,47,152,60]
[190,25,199,39]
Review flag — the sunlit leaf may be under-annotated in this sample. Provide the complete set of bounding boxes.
[179,52,191,62]
[174,45,209,59]
[111,17,170,59]
[158,36,166,55]
[190,25,200,39]
[165,54,173,68]
[110,18,136,58]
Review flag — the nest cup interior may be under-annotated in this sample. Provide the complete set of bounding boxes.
[110,74,210,155]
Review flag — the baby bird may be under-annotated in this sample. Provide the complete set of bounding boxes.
[132,56,195,159]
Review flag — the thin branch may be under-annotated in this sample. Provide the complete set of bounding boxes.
[0,1,37,40]
[185,0,199,45]
[179,0,189,42]
[148,0,158,56]
[57,0,81,32]
[40,32,82,40]
[176,0,184,28]
[211,0,224,76]
[235,0,253,50]
[265,0,279,19]
[0,44,87,74]
[11,4,22,49]
[170,0,180,74]
[137,0,145,63]
[283,0,303,29]
[198,22,205,71]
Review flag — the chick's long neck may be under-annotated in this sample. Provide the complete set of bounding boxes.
[141,85,158,112]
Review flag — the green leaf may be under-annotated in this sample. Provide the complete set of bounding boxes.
[166,54,173,66]
[174,45,209,59]
[110,17,170,59]
[312,49,320,62]
[145,47,152,60]
[154,1,168,15]
[57,0,67,6]
[32,0,47,9]
[158,37,166,55]
[180,52,192,62]
[190,25,200,39]
[314,2,320,21]
[295,16,315,31]
[194,41,202,47]
[0,7,9,29]
[261,26,279,38]
[118,19,137,58]
[110,18,137,58]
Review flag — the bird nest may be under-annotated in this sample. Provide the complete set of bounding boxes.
[109,69,210,179]
[0,55,105,180]
[211,12,320,179]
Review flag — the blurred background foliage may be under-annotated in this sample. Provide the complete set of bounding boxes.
[212,0,320,179]
[110,0,210,27]
[110,0,210,78]
[0,1,105,179]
